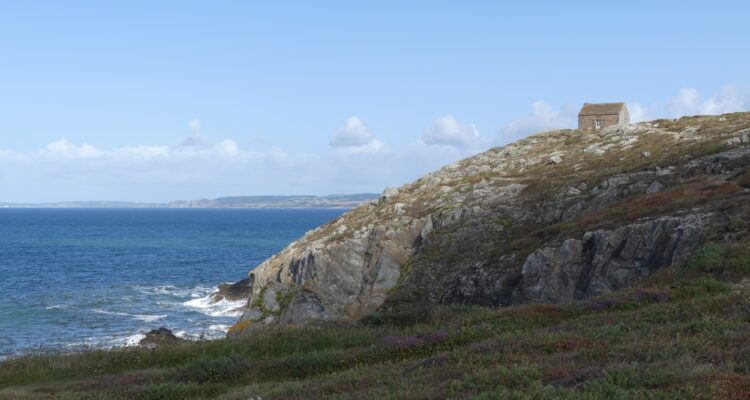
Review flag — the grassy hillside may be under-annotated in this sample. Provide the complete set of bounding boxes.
[3,113,750,399]
[1,239,748,399]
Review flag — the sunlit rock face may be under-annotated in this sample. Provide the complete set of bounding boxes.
[234,113,750,328]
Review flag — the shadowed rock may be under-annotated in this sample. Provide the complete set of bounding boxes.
[211,278,253,303]
[139,327,185,348]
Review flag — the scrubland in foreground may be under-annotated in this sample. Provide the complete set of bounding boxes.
[0,240,748,400]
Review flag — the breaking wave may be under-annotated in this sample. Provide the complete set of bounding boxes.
[92,309,167,323]
[183,291,246,318]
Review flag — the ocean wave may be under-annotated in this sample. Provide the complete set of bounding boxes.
[133,314,167,322]
[60,332,146,351]
[92,309,167,322]
[133,284,214,299]
[209,324,230,333]
[122,333,146,346]
[3,324,233,360]
[170,327,227,341]
[182,292,246,317]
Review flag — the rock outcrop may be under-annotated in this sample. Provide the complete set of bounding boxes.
[139,327,185,348]
[232,113,750,330]
[521,214,707,304]
[210,278,253,303]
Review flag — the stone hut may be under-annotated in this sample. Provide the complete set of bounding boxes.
[578,102,630,131]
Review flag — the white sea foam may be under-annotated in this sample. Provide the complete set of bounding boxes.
[182,292,246,317]
[37,285,244,355]
[123,333,146,346]
[133,314,167,322]
[209,324,230,332]
[92,309,167,322]
[92,308,129,317]
[133,284,212,298]
[69,330,156,349]
[153,285,177,294]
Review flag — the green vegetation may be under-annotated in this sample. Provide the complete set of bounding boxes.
[389,257,414,296]
[1,242,749,399]
[248,286,273,320]
[527,178,744,243]
[276,287,298,315]
[686,242,750,275]
[515,112,750,202]
[2,113,749,399]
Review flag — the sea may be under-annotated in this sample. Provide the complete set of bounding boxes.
[0,208,344,359]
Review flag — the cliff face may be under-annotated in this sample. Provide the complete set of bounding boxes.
[235,113,750,328]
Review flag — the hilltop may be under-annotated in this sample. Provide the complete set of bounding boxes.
[235,112,750,327]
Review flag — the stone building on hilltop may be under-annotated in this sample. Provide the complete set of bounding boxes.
[578,102,630,131]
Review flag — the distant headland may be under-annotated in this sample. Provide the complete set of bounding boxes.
[0,194,379,209]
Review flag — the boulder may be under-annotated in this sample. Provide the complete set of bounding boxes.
[211,277,253,303]
[139,327,185,348]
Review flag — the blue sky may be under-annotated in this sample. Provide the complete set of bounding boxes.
[1,1,749,202]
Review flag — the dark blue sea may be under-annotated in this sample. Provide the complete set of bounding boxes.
[0,208,343,359]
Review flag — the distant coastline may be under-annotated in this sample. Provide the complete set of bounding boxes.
[0,193,379,209]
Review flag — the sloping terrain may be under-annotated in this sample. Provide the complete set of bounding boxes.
[1,113,749,399]
[236,112,750,327]
[1,246,748,399]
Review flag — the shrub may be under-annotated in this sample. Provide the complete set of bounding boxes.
[672,276,731,299]
[133,383,221,400]
[685,242,750,274]
[175,354,247,384]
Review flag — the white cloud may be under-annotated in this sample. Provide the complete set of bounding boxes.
[188,118,201,133]
[19,138,245,161]
[214,139,239,157]
[330,116,375,147]
[498,85,749,140]
[498,101,574,141]
[6,84,747,203]
[421,115,483,149]
[111,145,170,158]
[329,116,384,153]
[333,139,385,154]
[667,86,747,117]
[0,135,322,202]
[627,86,749,123]
[43,139,102,158]
[0,129,476,203]
[668,88,700,116]
[627,103,650,123]
[177,118,206,149]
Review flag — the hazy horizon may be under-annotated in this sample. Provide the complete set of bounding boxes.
[0,193,380,206]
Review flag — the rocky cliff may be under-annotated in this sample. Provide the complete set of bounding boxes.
[233,112,750,329]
